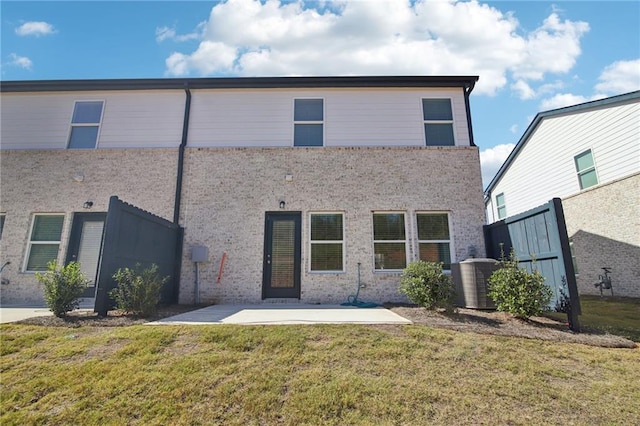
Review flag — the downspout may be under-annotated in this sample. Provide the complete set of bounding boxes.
[463,81,476,147]
[174,83,191,224]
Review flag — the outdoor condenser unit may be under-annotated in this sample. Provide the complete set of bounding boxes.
[451,258,500,309]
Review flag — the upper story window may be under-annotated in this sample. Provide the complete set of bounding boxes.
[294,99,323,147]
[68,101,104,149]
[417,213,452,270]
[309,213,344,272]
[373,212,407,271]
[24,214,64,272]
[574,149,598,190]
[422,98,454,146]
[496,193,507,220]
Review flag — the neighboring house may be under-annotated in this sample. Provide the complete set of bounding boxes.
[0,76,486,306]
[484,91,640,298]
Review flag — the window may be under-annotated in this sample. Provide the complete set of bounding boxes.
[68,101,104,149]
[574,149,598,189]
[310,213,344,272]
[0,214,5,239]
[294,99,323,146]
[373,213,407,271]
[496,193,507,220]
[24,214,64,272]
[423,98,454,146]
[417,213,452,270]
[569,238,578,274]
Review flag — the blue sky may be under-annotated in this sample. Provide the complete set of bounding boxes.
[2,1,639,186]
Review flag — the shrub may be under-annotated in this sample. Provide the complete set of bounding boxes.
[110,264,169,317]
[36,261,89,317]
[488,250,552,319]
[399,261,453,310]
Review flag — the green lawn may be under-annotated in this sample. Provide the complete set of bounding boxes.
[577,295,640,342]
[2,323,639,425]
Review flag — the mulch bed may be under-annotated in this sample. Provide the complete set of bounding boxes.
[15,303,636,349]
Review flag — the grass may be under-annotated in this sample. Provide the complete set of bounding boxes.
[1,323,639,425]
[578,295,640,342]
[548,295,640,342]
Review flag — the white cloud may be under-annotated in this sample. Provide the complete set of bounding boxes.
[512,13,589,81]
[156,23,205,43]
[594,59,640,95]
[15,21,56,37]
[509,124,518,134]
[511,80,535,100]
[7,53,33,70]
[480,143,515,187]
[539,93,606,111]
[162,0,590,96]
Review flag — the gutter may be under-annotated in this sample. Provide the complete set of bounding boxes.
[174,83,191,224]
[463,80,476,147]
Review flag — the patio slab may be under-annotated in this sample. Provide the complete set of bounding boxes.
[147,304,413,325]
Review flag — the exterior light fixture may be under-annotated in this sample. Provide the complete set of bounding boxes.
[279,201,286,209]
[83,201,94,209]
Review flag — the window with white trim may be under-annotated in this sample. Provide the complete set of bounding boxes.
[309,213,344,272]
[496,193,507,220]
[373,212,407,271]
[417,213,452,270]
[68,101,104,149]
[24,214,64,272]
[574,149,598,190]
[422,98,454,146]
[294,98,323,146]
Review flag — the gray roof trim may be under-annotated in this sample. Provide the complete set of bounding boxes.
[1,75,478,93]
[483,90,640,199]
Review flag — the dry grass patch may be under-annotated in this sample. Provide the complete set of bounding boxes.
[2,323,639,425]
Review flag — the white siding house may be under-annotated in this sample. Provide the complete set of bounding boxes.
[484,91,640,297]
[1,76,487,306]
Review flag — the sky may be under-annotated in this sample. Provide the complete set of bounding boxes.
[2,0,639,187]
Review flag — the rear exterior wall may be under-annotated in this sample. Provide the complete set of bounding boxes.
[563,173,640,297]
[0,149,177,304]
[178,146,486,304]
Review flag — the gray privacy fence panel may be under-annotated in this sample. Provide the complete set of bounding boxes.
[94,196,183,315]
[484,198,580,318]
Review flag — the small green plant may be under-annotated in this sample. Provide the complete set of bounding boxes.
[110,263,169,317]
[399,260,454,310]
[488,250,552,319]
[36,261,89,317]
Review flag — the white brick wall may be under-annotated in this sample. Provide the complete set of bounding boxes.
[0,149,177,304]
[563,173,640,297]
[0,146,487,305]
[179,146,486,304]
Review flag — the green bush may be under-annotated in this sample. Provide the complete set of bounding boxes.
[110,264,169,317]
[488,250,552,319]
[399,261,453,310]
[36,261,89,317]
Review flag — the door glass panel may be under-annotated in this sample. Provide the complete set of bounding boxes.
[77,221,104,287]
[270,220,295,288]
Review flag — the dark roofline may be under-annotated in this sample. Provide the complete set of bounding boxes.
[483,90,640,199]
[1,75,478,93]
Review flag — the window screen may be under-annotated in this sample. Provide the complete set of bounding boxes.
[310,213,344,272]
[68,101,103,149]
[423,99,455,146]
[294,99,323,146]
[25,215,64,271]
[417,213,451,270]
[574,150,598,189]
[373,213,407,270]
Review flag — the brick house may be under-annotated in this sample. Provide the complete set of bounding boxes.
[0,76,486,305]
[484,91,640,297]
